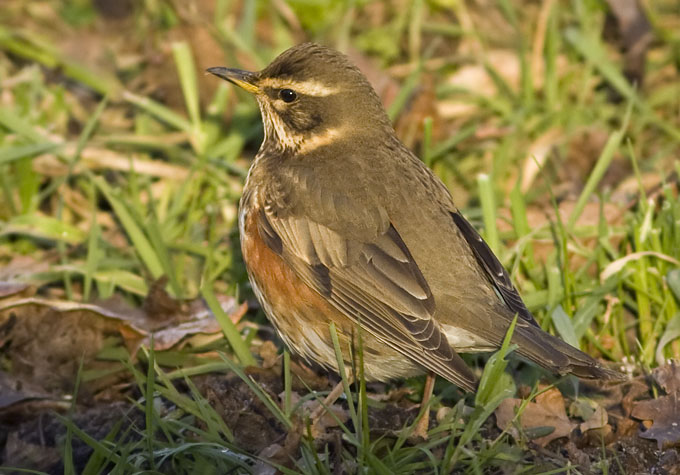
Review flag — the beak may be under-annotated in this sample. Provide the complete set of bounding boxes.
[206,67,259,94]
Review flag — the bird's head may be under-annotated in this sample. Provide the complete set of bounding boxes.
[208,43,392,154]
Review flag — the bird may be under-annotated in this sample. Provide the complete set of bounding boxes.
[207,43,623,436]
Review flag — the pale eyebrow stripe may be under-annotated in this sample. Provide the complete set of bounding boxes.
[258,77,340,97]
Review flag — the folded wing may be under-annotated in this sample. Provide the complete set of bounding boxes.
[256,205,477,391]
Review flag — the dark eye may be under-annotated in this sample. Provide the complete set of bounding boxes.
[279,89,297,103]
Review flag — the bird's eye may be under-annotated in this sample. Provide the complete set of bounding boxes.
[279,89,297,103]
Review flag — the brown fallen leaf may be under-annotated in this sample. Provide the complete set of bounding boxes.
[0,255,51,282]
[495,387,577,447]
[569,398,616,445]
[0,282,32,300]
[296,392,349,439]
[0,286,246,396]
[631,361,680,449]
[0,297,128,394]
[570,398,611,433]
[580,404,609,433]
[0,289,245,351]
[259,340,280,369]
[579,403,616,446]
[256,426,302,475]
[0,372,52,410]
[655,361,680,393]
[616,418,639,438]
[622,379,650,417]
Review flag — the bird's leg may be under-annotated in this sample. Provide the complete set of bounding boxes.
[411,372,436,440]
[310,373,354,422]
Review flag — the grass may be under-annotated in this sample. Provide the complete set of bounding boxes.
[49,320,519,473]
[1,0,679,472]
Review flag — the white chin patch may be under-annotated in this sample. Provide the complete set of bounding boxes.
[441,324,495,352]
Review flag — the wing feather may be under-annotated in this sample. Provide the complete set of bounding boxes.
[258,204,477,390]
[451,211,538,326]
[327,270,476,391]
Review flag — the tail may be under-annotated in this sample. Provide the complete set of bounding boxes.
[512,324,625,381]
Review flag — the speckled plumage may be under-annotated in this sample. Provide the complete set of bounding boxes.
[209,43,623,391]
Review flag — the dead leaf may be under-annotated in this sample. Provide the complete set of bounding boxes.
[0,289,246,395]
[496,388,577,447]
[256,424,302,474]
[115,291,247,351]
[259,340,280,369]
[622,379,650,417]
[0,372,51,410]
[632,361,680,448]
[299,395,349,438]
[0,290,245,349]
[0,282,32,300]
[0,255,51,281]
[580,404,609,433]
[142,277,184,326]
[0,301,125,394]
[569,398,614,446]
[601,251,680,283]
[616,418,639,438]
[147,315,226,351]
[632,398,680,448]
[288,358,332,392]
[655,361,680,394]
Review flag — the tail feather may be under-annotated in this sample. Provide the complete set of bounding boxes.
[512,324,625,381]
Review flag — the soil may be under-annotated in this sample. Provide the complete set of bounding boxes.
[2,365,679,474]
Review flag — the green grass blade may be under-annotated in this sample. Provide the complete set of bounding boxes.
[172,41,206,154]
[144,345,158,471]
[201,284,255,366]
[551,304,579,348]
[0,142,60,165]
[329,322,359,429]
[566,129,625,230]
[122,90,193,134]
[478,173,499,254]
[93,176,165,279]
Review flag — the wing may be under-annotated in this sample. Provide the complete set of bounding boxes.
[450,211,538,327]
[257,207,477,391]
